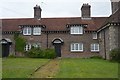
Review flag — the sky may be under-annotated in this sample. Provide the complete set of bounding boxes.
[0,0,112,19]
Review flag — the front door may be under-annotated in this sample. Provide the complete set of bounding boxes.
[54,44,61,57]
[2,44,10,57]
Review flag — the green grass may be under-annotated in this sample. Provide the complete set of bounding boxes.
[55,58,118,78]
[2,58,49,78]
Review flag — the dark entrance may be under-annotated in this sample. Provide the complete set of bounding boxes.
[54,44,61,57]
[0,39,12,57]
[52,38,63,57]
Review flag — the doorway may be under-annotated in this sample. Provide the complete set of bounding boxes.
[52,38,63,57]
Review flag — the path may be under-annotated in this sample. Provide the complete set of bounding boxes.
[31,58,60,78]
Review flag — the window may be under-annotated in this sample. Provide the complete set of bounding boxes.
[70,26,83,34]
[23,27,32,35]
[99,32,101,39]
[93,33,97,39]
[33,27,41,35]
[33,43,41,48]
[24,43,31,51]
[71,43,83,52]
[91,43,99,52]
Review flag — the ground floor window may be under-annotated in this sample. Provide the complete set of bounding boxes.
[91,43,99,52]
[25,43,31,51]
[25,43,41,51]
[71,43,83,52]
[32,43,41,48]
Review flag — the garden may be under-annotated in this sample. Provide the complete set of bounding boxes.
[2,58,119,78]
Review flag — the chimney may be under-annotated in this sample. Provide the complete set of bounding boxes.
[111,0,120,14]
[34,5,42,19]
[81,3,91,20]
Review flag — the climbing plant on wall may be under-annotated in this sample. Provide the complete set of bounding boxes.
[14,33,26,53]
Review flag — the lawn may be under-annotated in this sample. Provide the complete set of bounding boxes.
[2,58,49,78]
[55,58,118,78]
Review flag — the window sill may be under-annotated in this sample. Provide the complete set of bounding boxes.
[23,34,31,36]
[33,34,41,36]
[71,33,83,35]
[71,50,83,52]
[91,51,99,52]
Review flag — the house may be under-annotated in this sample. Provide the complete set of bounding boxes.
[1,1,119,59]
[97,0,120,59]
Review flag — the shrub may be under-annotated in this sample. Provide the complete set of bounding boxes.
[14,34,26,53]
[25,47,43,58]
[109,48,120,62]
[25,47,56,59]
[43,49,56,59]
[90,56,103,59]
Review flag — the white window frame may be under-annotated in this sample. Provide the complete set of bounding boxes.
[70,26,83,34]
[23,27,32,35]
[99,32,101,39]
[24,43,31,51]
[71,43,83,52]
[33,43,41,48]
[93,33,97,39]
[91,43,99,52]
[33,27,41,35]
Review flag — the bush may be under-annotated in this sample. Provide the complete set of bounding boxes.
[90,56,103,59]
[25,47,56,59]
[109,48,120,62]
[43,49,56,59]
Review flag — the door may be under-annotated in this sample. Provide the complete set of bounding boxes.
[54,44,61,57]
[2,44,10,57]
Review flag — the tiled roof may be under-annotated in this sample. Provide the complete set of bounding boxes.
[98,2,120,31]
[1,17,108,32]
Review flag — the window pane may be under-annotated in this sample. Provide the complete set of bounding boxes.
[33,27,41,35]
[75,44,79,50]
[93,33,97,39]
[71,26,83,34]
[91,44,94,51]
[79,43,83,50]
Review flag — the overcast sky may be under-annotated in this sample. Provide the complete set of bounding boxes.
[0,0,112,19]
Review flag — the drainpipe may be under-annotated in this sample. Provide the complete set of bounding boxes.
[46,33,48,49]
[103,30,106,60]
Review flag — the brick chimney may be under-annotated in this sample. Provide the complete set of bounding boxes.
[111,0,120,14]
[34,5,42,19]
[81,3,91,20]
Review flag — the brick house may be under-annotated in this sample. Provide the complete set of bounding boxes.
[1,1,119,59]
[97,0,120,59]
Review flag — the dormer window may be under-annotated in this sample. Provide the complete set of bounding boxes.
[70,26,83,34]
[23,27,32,35]
[33,27,41,35]
[93,32,97,39]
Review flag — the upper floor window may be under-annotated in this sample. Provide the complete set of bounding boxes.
[71,43,83,52]
[33,27,41,35]
[91,43,99,52]
[70,26,83,34]
[23,27,32,35]
[93,32,97,39]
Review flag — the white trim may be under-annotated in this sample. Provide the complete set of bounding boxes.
[70,26,83,34]
[23,27,32,35]
[93,33,97,39]
[91,43,99,52]
[33,27,41,35]
[71,43,83,52]
[25,43,31,51]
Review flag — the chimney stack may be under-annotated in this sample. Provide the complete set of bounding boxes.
[111,0,120,14]
[34,5,42,19]
[81,3,91,20]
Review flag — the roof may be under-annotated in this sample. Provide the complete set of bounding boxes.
[1,17,108,32]
[97,1,120,31]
